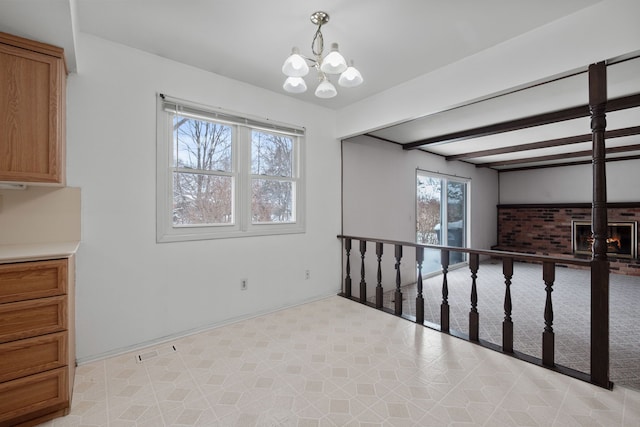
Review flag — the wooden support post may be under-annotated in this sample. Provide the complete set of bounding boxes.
[375,242,384,309]
[589,61,611,388]
[591,260,611,387]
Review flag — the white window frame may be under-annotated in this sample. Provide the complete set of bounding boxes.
[157,94,305,242]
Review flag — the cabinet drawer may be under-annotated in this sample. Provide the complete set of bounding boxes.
[0,259,67,304]
[0,332,67,383]
[0,296,66,344]
[0,368,68,426]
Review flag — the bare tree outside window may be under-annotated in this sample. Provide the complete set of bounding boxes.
[251,131,295,223]
[417,176,441,244]
[172,115,233,225]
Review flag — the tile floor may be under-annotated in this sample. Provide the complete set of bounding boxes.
[40,296,640,426]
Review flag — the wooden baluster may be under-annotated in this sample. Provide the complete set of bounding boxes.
[542,261,555,367]
[394,245,403,316]
[469,253,480,342]
[359,240,367,303]
[344,238,352,298]
[502,257,514,353]
[589,61,611,388]
[440,250,450,333]
[416,247,425,324]
[376,242,384,309]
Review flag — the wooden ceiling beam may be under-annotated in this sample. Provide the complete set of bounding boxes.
[476,143,640,168]
[495,154,640,173]
[402,93,640,150]
[445,125,640,161]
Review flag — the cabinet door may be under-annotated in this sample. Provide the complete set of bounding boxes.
[0,35,66,184]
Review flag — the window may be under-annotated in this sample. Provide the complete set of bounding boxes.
[416,170,469,274]
[157,95,305,242]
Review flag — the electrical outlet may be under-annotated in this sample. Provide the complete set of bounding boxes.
[241,279,248,290]
[305,270,310,280]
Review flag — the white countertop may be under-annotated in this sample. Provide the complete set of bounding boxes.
[0,241,80,263]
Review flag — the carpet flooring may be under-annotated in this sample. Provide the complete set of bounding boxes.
[371,259,640,391]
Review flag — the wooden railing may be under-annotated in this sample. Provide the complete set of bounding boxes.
[337,234,612,389]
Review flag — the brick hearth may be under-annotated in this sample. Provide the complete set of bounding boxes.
[496,203,640,276]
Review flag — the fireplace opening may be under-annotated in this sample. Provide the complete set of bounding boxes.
[572,221,637,258]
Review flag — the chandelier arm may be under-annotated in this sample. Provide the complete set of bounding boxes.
[297,54,318,66]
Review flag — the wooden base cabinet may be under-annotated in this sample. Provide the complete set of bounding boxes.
[0,257,75,426]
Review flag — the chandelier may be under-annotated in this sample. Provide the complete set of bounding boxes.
[281,11,363,99]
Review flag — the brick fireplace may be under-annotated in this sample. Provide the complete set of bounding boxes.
[496,203,640,276]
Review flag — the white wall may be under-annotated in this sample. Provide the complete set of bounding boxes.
[67,34,342,362]
[342,136,498,247]
[342,136,498,290]
[499,159,640,204]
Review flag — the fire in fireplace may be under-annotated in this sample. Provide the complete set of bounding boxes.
[572,221,637,258]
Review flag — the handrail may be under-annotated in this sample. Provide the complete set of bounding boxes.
[337,234,592,267]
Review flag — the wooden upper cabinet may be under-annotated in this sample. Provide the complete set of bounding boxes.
[0,32,67,185]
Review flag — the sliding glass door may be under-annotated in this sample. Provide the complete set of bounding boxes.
[416,171,468,274]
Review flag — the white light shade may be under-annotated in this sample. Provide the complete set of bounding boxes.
[315,79,337,98]
[283,76,308,93]
[282,47,309,77]
[320,43,347,74]
[338,61,363,87]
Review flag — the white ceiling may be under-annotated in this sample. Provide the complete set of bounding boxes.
[2,0,638,170]
[1,0,602,110]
